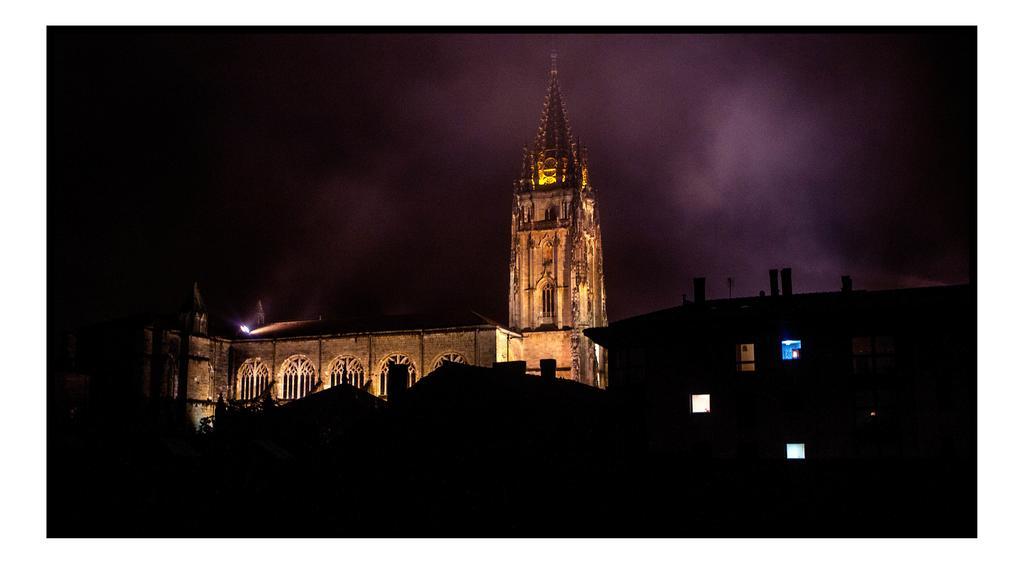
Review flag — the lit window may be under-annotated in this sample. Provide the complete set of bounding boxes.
[786,443,806,459]
[781,339,802,360]
[736,343,756,372]
[691,394,711,413]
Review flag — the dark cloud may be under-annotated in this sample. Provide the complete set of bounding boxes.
[48,31,974,331]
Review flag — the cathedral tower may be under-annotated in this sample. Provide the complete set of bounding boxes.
[509,55,608,387]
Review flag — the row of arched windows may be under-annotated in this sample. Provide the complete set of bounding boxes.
[236,352,468,401]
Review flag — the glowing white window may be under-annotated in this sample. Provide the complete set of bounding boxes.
[786,443,806,459]
[691,394,711,414]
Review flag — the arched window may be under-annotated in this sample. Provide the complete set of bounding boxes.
[542,283,556,318]
[545,205,558,221]
[328,355,365,389]
[237,358,270,401]
[378,353,417,398]
[280,355,317,400]
[431,352,468,371]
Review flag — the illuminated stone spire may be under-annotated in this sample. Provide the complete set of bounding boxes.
[533,51,574,154]
[255,299,265,327]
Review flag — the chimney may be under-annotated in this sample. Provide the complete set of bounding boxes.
[841,275,853,293]
[769,269,780,297]
[693,277,706,304]
[540,358,556,380]
[781,268,793,296]
[386,363,410,399]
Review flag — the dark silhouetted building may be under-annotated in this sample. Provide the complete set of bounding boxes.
[586,274,975,460]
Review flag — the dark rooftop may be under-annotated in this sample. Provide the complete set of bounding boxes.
[586,283,972,346]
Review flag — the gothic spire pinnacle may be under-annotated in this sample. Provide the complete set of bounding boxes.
[533,53,573,154]
[255,299,265,327]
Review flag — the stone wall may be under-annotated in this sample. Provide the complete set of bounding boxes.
[228,327,520,400]
[520,329,573,378]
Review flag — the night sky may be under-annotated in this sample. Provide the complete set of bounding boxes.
[48,30,975,333]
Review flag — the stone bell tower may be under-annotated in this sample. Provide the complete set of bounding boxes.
[508,54,608,387]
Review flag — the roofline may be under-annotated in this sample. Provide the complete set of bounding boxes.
[601,283,971,327]
[237,323,524,343]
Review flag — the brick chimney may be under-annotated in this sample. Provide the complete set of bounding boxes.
[769,269,780,297]
[386,363,410,399]
[540,358,556,380]
[781,268,793,296]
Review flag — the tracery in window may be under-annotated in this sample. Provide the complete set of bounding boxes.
[378,353,417,397]
[431,352,467,371]
[237,358,270,401]
[328,355,365,389]
[542,283,556,318]
[280,355,317,400]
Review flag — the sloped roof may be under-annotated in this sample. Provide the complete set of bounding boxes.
[240,310,515,340]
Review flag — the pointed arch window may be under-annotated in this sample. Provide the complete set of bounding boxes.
[328,355,365,389]
[545,205,559,221]
[542,283,556,319]
[378,353,417,398]
[280,355,317,400]
[431,352,468,371]
[237,358,270,401]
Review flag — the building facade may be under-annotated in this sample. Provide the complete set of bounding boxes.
[509,55,609,387]
[586,273,975,460]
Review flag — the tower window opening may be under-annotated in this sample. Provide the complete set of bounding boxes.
[786,443,806,459]
[542,284,556,319]
[545,206,558,221]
